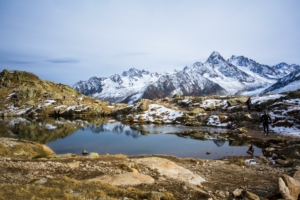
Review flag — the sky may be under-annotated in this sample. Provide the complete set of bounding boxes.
[0,0,300,86]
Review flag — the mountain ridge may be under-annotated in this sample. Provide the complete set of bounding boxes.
[73,52,300,103]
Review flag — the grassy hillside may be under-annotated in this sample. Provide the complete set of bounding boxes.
[0,70,127,117]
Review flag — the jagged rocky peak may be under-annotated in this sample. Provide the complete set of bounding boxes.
[122,68,145,78]
[183,66,190,72]
[228,55,252,67]
[206,51,226,64]
[110,74,123,84]
[273,62,300,72]
[273,62,288,69]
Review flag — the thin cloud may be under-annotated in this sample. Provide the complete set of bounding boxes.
[45,58,80,64]
[2,61,35,65]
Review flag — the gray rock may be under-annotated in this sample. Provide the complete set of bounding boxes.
[233,188,242,197]
[33,177,47,185]
[82,150,88,155]
[242,191,260,200]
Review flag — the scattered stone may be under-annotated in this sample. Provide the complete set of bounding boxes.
[149,191,164,200]
[275,159,291,166]
[233,188,242,197]
[13,150,28,156]
[242,191,260,200]
[33,177,47,185]
[67,161,80,169]
[82,150,88,155]
[185,182,210,197]
[89,152,99,157]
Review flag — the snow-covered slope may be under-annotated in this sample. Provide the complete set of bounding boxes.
[75,68,161,104]
[260,69,300,94]
[73,52,300,103]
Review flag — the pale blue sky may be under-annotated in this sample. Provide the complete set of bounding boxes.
[0,0,299,85]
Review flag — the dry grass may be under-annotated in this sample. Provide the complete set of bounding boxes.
[0,138,55,159]
[0,175,175,200]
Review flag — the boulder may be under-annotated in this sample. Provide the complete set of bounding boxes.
[86,172,155,186]
[233,188,242,197]
[282,174,300,200]
[242,191,260,200]
[278,177,294,200]
[184,182,210,198]
[293,171,300,182]
[135,157,205,185]
[89,152,100,157]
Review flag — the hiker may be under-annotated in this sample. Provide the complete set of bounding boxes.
[246,97,251,112]
[261,110,273,136]
[247,144,254,157]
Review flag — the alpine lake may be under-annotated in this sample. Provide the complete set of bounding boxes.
[0,117,264,159]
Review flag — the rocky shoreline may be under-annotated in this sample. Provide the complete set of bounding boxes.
[1,136,300,200]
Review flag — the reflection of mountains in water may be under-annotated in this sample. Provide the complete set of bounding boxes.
[0,117,105,144]
[88,122,141,139]
[213,140,226,147]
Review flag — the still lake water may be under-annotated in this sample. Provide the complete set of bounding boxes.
[0,118,263,159]
[45,121,263,159]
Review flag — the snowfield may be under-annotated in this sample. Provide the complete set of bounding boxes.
[134,104,183,123]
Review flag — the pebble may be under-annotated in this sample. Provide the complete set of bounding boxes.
[33,178,47,185]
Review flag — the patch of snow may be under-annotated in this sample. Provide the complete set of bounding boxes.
[45,124,57,130]
[8,118,29,126]
[245,159,258,165]
[44,100,56,106]
[54,105,67,110]
[271,126,300,137]
[182,99,192,104]
[269,80,300,94]
[6,93,15,99]
[6,104,31,115]
[207,115,229,127]
[200,99,228,109]
[251,94,285,105]
[107,106,115,108]
[135,104,183,123]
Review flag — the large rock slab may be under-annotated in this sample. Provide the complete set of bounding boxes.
[279,177,295,200]
[283,174,300,200]
[85,172,155,186]
[135,157,205,185]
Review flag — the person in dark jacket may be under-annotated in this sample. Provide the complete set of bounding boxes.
[246,97,251,112]
[261,110,272,136]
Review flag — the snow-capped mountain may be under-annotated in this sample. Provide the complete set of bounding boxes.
[74,68,161,103]
[73,51,300,103]
[260,69,300,94]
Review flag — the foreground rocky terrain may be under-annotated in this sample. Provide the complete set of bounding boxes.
[2,137,300,200]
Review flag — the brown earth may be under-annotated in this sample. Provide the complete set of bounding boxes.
[0,137,289,200]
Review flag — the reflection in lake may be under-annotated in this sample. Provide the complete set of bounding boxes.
[0,117,263,159]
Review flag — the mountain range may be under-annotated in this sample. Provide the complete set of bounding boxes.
[73,51,300,103]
